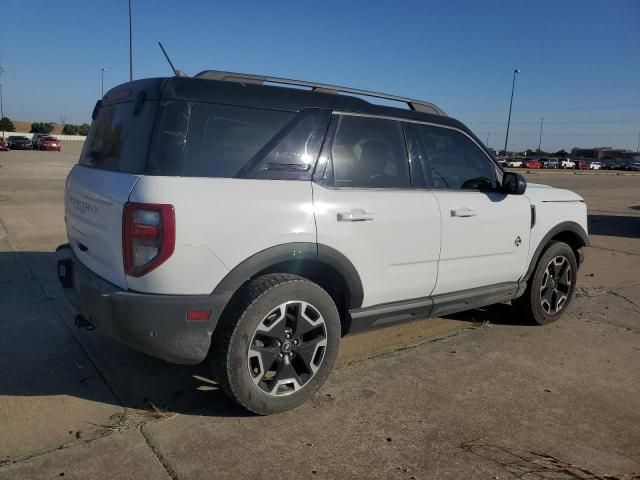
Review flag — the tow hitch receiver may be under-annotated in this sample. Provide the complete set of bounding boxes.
[74,314,95,331]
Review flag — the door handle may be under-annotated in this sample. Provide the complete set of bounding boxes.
[451,207,477,218]
[337,209,375,222]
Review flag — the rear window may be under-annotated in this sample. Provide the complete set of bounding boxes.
[79,100,157,173]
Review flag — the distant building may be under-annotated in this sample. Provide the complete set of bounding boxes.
[571,147,636,160]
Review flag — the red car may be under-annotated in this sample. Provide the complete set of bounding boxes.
[0,137,8,151]
[40,136,62,152]
[575,159,590,170]
[522,159,541,169]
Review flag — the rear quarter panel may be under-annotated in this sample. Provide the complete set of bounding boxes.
[127,177,316,295]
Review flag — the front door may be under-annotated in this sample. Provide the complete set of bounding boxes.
[405,122,531,295]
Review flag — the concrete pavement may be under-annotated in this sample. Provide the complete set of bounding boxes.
[1,145,638,479]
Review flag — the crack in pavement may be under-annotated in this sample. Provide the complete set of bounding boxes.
[608,290,640,313]
[0,215,179,477]
[139,424,179,480]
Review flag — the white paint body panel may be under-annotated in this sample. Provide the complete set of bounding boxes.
[431,190,532,295]
[312,184,441,307]
[65,165,139,289]
[524,183,588,271]
[64,164,587,306]
[127,177,316,295]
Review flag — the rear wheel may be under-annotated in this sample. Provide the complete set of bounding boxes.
[211,273,340,415]
[515,241,577,325]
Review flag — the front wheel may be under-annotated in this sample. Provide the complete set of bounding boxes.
[514,241,578,325]
[211,273,341,415]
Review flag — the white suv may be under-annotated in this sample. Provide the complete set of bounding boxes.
[57,71,589,414]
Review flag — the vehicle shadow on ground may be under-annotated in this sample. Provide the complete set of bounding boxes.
[444,303,532,326]
[0,251,250,418]
[588,214,640,239]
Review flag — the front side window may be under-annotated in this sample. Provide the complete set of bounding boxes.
[413,124,497,190]
[330,115,410,189]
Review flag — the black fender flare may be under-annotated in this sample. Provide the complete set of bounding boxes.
[522,221,589,282]
[210,241,364,311]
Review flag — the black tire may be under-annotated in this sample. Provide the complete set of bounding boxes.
[211,273,341,415]
[514,241,577,325]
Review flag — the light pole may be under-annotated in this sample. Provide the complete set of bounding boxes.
[101,68,107,97]
[503,68,520,156]
[0,83,4,139]
[538,117,544,152]
[0,83,4,138]
[128,0,133,81]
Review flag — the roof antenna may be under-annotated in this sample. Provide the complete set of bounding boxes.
[158,41,187,77]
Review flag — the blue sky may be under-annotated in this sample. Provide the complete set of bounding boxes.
[1,0,638,151]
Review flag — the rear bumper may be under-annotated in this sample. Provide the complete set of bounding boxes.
[56,244,229,365]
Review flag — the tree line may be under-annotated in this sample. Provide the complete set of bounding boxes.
[0,117,89,136]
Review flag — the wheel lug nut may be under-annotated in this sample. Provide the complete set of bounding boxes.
[278,353,283,358]
[293,340,298,345]
[285,334,291,339]
[276,341,281,347]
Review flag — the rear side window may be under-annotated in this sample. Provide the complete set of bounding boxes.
[146,100,192,176]
[79,100,157,173]
[180,104,295,178]
[412,124,497,190]
[330,115,410,189]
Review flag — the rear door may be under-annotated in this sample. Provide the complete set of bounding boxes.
[405,122,531,295]
[65,96,157,288]
[313,114,441,308]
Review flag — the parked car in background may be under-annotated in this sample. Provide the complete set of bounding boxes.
[544,158,559,169]
[0,137,8,151]
[507,158,523,168]
[40,136,62,152]
[7,136,32,150]
[629,161,640,171]
[522,159,541,169]
[31,133,49,150]
[575,160,590,170]
[589,161,602,170]
[560,159,575,169]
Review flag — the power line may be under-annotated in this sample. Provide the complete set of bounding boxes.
[451,104,640,114]
[477,132,639,137]
[467,120,640,125]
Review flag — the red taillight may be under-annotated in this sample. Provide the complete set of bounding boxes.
[187,310,211,321]
[123,202,175,277]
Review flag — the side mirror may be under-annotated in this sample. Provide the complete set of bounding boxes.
[502,172,527,195]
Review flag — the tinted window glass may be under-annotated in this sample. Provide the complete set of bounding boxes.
[181,103,295,178]
[331,116,409,188]
[415,125,496,190]
[146,100,192,176]
[234,109,330,180]
[79,100,157,173]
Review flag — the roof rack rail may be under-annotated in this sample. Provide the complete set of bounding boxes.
[194,70,446,116]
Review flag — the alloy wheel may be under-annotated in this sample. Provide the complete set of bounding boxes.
[539,255,572,314]
[247,301,327,396]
